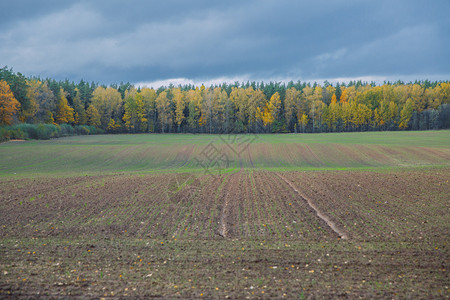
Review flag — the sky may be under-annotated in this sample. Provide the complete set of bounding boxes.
[1,0,449,88]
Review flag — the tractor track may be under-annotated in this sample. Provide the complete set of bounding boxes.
[275,173,348,239]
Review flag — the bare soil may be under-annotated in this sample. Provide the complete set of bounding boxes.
[0,168,449,298]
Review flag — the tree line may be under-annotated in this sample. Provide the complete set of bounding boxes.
[1,66,449,134]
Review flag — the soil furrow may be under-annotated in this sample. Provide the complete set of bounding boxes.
[218,173,236,237]
[218,171,244,238]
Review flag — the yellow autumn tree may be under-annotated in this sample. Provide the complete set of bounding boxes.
[107,118,121,132]
[285,87,301,129]
[331,94,337,104]
[123,93,147,132]
[173,88,185,131]
[212,87,227,132]
[324,94,340,131]
[399,98,413,129]
[229,87,249,131]
[90,86,123,128]
[408,84,425,112]
[0,80,21,125]
[325,85,336,103]
[340,87,348,103]
[186,88,202,131]
[55,88,74,124]
[269,92,282,121]
[140,87,157,132]
[298,113,309,133]
[200,88,212,130]
[156,91,173,133]
[261,102,275,126]
[86,105,101,127]
[247,88,267,130]
[439,82,450,104]
[23,80,39,122]
[351,103,372,130]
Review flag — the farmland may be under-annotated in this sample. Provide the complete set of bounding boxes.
[0,131,449,298]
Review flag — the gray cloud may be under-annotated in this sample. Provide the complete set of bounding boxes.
[1,0,448,84]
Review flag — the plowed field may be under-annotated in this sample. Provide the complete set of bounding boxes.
[1,131,449,298]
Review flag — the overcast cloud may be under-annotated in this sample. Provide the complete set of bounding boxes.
[1,0,449,87]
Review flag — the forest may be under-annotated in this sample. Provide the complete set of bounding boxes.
[1,66,449,137]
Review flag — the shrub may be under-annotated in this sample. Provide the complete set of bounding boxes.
[8,128,25,139]
[86,125,104,135]
[35,124,60,140]
[1,123,102,142]
[60,124,74,136]
[75,125,90,135]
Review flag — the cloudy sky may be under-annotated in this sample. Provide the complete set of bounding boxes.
[1,0,449,87]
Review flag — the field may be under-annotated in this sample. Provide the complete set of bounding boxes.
[0,131,449,298]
